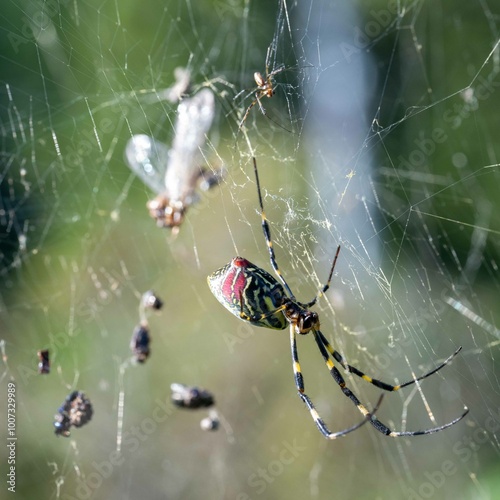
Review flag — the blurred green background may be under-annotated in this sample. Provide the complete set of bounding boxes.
[1,1,500,499]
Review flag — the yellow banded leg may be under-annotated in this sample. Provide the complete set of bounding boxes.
[290,325,379,439]
[239,96,260,130]
[316,330,461,392]
[312,330,469,437]
[304,245,341,309]
[252,156,295,298]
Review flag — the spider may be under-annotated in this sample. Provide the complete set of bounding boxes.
[207,157,469,439]
[236,48,287,130]
[237,70,274,129]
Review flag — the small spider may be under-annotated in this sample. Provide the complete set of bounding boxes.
[207,157,469,439]
[237,69,277,129]
[236,44,288,130]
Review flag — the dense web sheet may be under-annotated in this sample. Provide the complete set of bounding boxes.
[1,0,500,498]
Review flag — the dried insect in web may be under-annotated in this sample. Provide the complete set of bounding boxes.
[125,86,225,233]
[54,391,93,437]
[170,383,220,431]
[37,349,50,374]
[130,323,151,363]
[207,157,469,439]
[141,290,163,312]
[129,290,163,363]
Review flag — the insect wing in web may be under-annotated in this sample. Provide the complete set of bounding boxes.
[125,134,169,195]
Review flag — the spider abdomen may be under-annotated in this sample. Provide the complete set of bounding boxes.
[207,257,287,330]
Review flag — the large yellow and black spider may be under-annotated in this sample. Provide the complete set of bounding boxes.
[207,157,469,439]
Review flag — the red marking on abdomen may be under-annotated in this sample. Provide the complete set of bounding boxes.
[232,257,250,268]
[219,261,245,303]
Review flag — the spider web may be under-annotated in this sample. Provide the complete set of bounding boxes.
[1,0,500,498]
